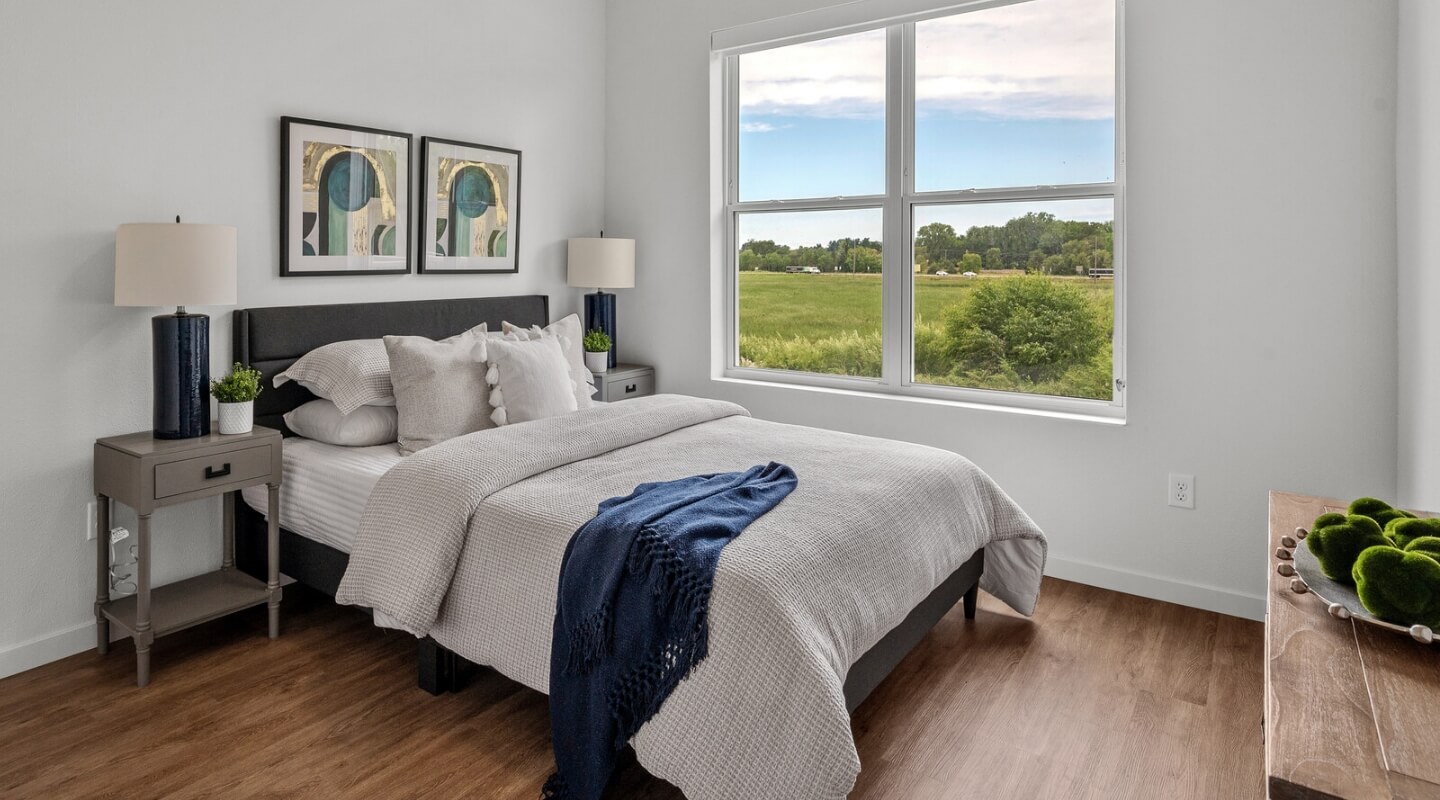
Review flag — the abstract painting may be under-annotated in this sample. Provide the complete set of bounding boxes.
[418,137,520,273]
[281,117,412,275]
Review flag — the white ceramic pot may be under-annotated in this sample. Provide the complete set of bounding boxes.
[584,350,609,374]
[218,400,254,435]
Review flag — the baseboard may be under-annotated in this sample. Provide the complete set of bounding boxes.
[1045,555,1265,621]
[0,620,99,680]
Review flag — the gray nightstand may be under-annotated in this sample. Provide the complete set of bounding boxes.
[93,426,287,687]
[593,363,655,402]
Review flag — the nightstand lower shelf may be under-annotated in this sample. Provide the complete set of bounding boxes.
[101,569,295,639]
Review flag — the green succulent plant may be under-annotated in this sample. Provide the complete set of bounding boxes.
[582,329,612,353]
[210,362,263,403]
[1385,517,1440,548]
[1352,545,1440,629]
[1306,513,1390,583]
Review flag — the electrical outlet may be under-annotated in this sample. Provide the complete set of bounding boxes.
[1169,473,1195,509]
[85,500,96,541]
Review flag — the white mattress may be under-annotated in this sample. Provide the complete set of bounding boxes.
[240,438,402,553]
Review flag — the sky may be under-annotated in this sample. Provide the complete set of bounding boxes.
[738,0,1116,248]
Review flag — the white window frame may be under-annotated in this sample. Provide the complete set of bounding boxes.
[715,0,1127,421]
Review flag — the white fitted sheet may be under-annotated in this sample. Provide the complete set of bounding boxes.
[240,438,402,553]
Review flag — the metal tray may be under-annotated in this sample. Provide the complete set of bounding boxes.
[1276,525,1437,645]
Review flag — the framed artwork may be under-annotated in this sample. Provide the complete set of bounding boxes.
[281,117,412,276]
[418,137,521,274]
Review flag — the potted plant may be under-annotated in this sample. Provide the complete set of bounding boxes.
[583,329,612,374]
[210,362,263,435]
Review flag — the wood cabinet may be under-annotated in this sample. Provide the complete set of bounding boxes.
[1266,491,1440,799]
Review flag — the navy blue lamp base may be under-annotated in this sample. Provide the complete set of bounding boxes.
[584,291,617,368]
[152,312,210,439]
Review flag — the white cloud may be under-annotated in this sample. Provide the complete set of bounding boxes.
[740,0,1115,121]
[740,121,789,133]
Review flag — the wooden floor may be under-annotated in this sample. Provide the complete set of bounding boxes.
[0,577,1263,799]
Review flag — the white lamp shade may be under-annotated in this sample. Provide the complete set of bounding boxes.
[567,237,635,289]
[115,223,238,308]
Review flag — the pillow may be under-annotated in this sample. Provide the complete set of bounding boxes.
[274,339,395,414]
[384,328,494,455]
[283,400,398,447]
[275,324,488,415]
[486,337,579,426]
[502,313,596,407]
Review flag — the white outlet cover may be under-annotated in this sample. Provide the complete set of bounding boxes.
[1169,473,1195,509]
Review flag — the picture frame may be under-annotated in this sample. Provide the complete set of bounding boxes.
[280,117,412,276]
[418,136,521,274]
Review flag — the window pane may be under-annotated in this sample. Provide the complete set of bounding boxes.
[737,208,884,378]
[738,29,886,201]
[915,0,1115,192]
[912,199,1114,400]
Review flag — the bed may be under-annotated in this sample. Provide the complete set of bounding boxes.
[231,295,1046,799]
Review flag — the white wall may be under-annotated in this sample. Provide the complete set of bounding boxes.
[605,0,1400,618]
[1398,0,1440,510]
[0,0,605,676]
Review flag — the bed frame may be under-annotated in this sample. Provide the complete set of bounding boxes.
[231,295,983,713]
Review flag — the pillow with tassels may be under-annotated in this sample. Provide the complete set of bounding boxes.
[484,336,579,427]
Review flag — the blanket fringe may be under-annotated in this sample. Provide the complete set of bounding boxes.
[563,601,613,676]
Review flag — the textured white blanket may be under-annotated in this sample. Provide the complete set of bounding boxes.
[337,395,1046,799]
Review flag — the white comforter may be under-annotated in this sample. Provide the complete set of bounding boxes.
[336,395,1046,799]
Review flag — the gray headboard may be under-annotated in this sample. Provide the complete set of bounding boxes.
[233,295,550,435]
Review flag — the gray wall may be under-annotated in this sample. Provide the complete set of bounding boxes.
[1398,0,1440,510]
[0,0,605,675]
[604,0,1400,618]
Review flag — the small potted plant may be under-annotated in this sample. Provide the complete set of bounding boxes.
[210,362,263,435]
[583,329,612,374]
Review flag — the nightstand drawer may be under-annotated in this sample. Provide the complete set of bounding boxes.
[154,444,272,499]
[604,373,653,401]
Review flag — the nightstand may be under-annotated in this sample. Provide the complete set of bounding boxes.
[93,426,287,687]
[593,363,655,402]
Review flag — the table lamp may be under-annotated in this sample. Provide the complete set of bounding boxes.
[567,236,635,368]
[115,220,238,439]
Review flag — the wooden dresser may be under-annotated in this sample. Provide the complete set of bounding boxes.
[1266,491,1440,799]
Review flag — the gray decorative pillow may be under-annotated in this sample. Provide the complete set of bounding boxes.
[274,339,396,415]
[502,313,596,407]
[283,399,398,447]
[486,337,579,426]
[384,328,494,455]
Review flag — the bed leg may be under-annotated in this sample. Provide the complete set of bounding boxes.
[418,636,456,695]
[963,583,979,620]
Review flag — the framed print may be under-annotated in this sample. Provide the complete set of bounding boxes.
[418,137,521,274]
[281,117,412,276]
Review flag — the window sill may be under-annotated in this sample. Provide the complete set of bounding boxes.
[714,370,1127,426]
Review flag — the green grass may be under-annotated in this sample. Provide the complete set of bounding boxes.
[737,271,1115,399]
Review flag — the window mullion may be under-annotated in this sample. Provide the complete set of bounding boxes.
[879,24,909,389]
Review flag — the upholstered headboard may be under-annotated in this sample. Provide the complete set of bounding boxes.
[232,295,550,435]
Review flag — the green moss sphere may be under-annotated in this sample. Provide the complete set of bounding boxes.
[1386,517,1440,548]
[1347,497,1418,529]
[1404,536,1440,562]
[1351,545,1440,628]
[1306,514,1390,583]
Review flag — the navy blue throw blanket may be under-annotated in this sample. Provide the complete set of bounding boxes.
[542,462,798,800]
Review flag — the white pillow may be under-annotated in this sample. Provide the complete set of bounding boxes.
[385,327,494,455]
[502,314,596,407]
[486,337,579,426]
[275,324,488,415]
[283,400,398,447]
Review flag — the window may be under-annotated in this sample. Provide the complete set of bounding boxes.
[721,0,1123,417]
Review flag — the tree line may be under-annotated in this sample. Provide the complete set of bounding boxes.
[738,212,1113,277]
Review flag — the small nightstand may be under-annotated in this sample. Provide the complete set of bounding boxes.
[593,363,655,402]
[93,426,287,687]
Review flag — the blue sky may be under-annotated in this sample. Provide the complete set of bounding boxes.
[737,0,1115,247]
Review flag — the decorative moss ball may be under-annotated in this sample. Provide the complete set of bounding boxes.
[1385,517,1440,548]
[1307,514,1390,583]
[1351,545,1440,628]
[1404,536,1440,562]
[1347,497,1418,528]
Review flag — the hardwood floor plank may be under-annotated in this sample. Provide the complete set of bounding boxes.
[0,578,1261,799]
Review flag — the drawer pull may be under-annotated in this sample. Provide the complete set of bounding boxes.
[204,463,232,480]
[625,383,637,393]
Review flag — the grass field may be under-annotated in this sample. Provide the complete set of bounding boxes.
[737,271,1115,399]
